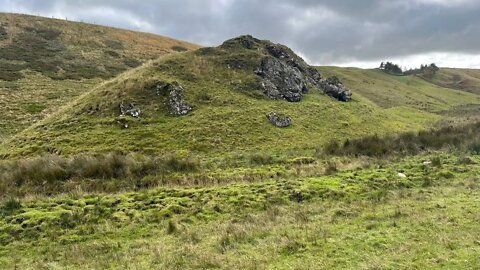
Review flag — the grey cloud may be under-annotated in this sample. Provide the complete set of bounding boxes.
[1,0,480,66]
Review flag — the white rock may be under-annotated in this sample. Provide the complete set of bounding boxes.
[397,173,407,178]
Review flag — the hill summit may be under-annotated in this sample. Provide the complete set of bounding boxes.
[219,35,352,102]
[117,35,353,120]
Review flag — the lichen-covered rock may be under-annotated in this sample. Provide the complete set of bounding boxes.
[119,102,141,117]
[164,82,193,116]
[220,35,353,102]
[146,81,193,116]
[306,67,322,87]
[320,76,352,102]
[266,112,292,128]
[255,57,307,102]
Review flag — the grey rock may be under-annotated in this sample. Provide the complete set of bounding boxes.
[146,81,193,116]
[255,57,308,102]
[320,76,352,102]
[267,112,292,128]
[220,35,352,102]
[306,67,322,88]
[119,102,141,117]
[164,82,193,116]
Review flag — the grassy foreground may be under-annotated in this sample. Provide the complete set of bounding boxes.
[1,153,478,269]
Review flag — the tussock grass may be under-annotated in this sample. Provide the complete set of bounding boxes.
[323,122,480,157]
[0,152,198,196]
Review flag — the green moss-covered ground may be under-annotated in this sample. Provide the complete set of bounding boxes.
[0,153,478,269]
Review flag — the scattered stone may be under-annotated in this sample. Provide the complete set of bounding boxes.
[267,112,292,128]
[119,102,141,117]
[320,76,352,102]
[397,172,407,178]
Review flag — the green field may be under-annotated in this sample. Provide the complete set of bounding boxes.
[1,153,479,269]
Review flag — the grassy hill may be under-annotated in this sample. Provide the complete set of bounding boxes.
[418,68,480,95]
[0,13,200,142]
[1,36,478,159]
[0,21,479,269]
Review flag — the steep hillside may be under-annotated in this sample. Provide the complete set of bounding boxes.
[2,35,478,158]
[0,13,200,141]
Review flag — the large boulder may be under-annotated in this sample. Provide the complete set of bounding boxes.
[266,112,292,128]
[320,76,352,102]
[220,35,352,102]
[255,57,308,102]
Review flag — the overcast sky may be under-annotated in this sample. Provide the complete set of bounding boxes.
[2,0,480,68]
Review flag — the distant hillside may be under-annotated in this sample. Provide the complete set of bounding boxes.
[2,35,479,158]
[0,13,200,141]
[420,68,480,95]
[0,13,199,81]
[318,67,480,113]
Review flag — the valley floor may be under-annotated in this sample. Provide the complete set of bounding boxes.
[1,153,479,269]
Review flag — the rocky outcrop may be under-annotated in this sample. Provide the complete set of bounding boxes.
[165,82,192,115]
[147,81,193,116]
[266,112,292,128]
[320,76,352,102]
[255,41,317,102]
[119,102,141,117]
[255,57,308,102]
[221,35,348,103]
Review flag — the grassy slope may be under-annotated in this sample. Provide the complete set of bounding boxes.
[2,48,479,158]
[318,67,480,112]
[0,153,478,269]
[422,68,480,95]
[0,13,200,142]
